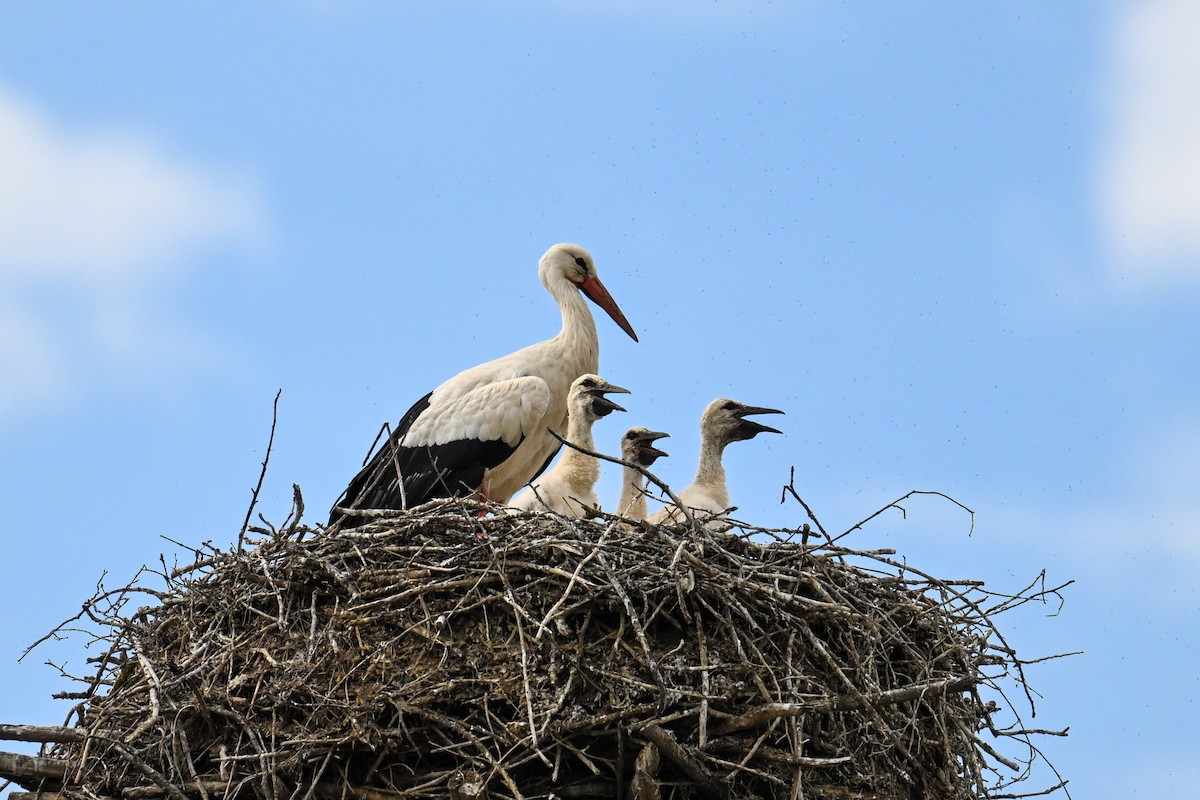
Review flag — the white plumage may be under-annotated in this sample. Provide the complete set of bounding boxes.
[509,374,629,516]
[649,398,782,525]
[405,376,550,448]
[329,244,637,526]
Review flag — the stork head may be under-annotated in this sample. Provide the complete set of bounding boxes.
[540,244,639,342]
[701,398,785,445]
[621,427,670,467]
[569,374,630,421]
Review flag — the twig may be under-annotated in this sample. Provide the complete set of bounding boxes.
[238,389,282,553]
[831,489,975,545]
[779,466,830,542]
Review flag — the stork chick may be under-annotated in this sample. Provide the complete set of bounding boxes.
[615,427,670,521]
[509,375,630,516]
[649,398,783,524]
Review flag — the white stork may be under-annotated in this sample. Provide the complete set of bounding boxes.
[329,244,637,527]
[509,374,629,516]
[615,427,670,521]
[648,398,783,525]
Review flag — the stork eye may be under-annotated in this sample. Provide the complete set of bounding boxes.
[580,378,598,388]
[574,256,587,269]
[722,401,738,411]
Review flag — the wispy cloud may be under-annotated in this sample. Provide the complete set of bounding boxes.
[810,417,1200,610]
[958,418,1200,612]
[0,83,268,421]
[491,0,788,27]
[1100,0,1200,286]
[0,305,65,419]
[0,87,265,283]
[992,417,1200,574]
[1114,414,1200,562]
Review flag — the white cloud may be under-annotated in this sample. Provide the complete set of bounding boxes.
[0,83,268,420]
[1100,0,1200,284]
[0,304,66,418]
[0,86,265,283]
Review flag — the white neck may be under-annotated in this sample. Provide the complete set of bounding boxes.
[691,436,730,509]
[547,272,600,374]
[556,409,599,493]
[619,464,648,520]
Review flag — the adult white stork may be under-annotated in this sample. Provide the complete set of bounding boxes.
[329,244,638,527]
[615,426,670,521]
[509,374,629,516]
[649,398,783,525]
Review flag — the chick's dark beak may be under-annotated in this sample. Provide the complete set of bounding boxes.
[733,405,784,439]
[587,383,631,417]
[635,430,670,465]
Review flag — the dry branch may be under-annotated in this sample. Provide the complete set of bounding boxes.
[0,750,69,783]
[0,725,85,743]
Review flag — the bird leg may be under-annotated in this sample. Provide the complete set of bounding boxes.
[476,485,491,521]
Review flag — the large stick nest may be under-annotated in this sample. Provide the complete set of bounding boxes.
[20,499,1068,800]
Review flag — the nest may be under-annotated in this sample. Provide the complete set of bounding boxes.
[8,498,1068,800]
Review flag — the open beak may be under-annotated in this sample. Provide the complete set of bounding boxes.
[734,405,784,438]
[579,276,638,342]
[587,382,631,417]
[635,430,670,465]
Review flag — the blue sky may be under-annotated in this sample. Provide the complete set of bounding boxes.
[2,1,1198,796]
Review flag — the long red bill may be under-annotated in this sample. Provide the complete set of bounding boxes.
[579,276,638,342]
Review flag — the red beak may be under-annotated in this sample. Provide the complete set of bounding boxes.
[579,276,638,342]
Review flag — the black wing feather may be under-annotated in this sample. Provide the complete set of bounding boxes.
[329,391,520,527]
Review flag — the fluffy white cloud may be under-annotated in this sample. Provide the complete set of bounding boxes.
[0,86,264,283]
[1101,0,1200,284]
[0,84,268,420]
